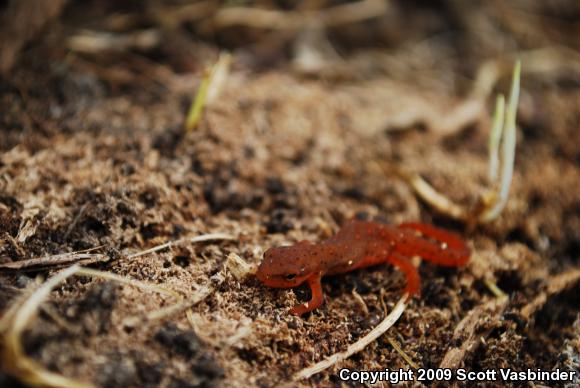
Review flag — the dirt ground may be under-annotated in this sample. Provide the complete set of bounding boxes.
[0,1,579,387]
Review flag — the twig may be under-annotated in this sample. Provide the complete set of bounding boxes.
[17,218,39,244]
[225,252,254,281]
[521,268,580,319]
[440,268,580,370]
[0,248,108,271]
[214,6,301,30]
[294,294,408,380]
[64,203,88,239]
[102,1,217,31]
[213,0,386,30]
[67,29,161,54]
[351,288,369,315]
[318,0,388,27]
[439,296,509,369]
[0,0,69,75]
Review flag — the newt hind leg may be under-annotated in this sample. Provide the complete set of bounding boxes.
[398,222,470,266]
[291,273,324,316]
[388,252,421,296]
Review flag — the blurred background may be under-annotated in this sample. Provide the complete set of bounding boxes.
[2,1,579,82]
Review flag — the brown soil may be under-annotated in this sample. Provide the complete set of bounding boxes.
[0,1,579,387]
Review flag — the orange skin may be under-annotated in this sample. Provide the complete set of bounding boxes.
[257,219,470,315]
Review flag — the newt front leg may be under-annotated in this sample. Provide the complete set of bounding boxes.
[291,272,323,315]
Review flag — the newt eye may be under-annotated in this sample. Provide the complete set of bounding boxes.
[284,274,296,281]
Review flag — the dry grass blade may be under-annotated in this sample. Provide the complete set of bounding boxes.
[484,278,508,299]
[294,294,408,380]
[134,291,204,324]
[0,288,30,333]
[351,288,369,315]
[75,267,181,299]
[0,230,234,386]
[1,264,208,386]
[386,336,419,369]
[123,271,225,328]
[127,232,235,259]
[1,265,93,388]
[206,52,232,104]
[404,172,467,220]
[473,60,504,99]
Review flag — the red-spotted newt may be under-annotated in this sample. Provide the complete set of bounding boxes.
[257,219,470,315]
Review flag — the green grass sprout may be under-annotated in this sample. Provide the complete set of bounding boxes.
[480,60,521,222]
[488,94,505,183]
[185,68,212,132]
[185,52,232,132]
[402,60,521,224]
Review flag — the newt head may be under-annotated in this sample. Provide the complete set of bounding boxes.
[257,240,319,288]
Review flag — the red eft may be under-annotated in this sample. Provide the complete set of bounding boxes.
[257,219,470,315]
